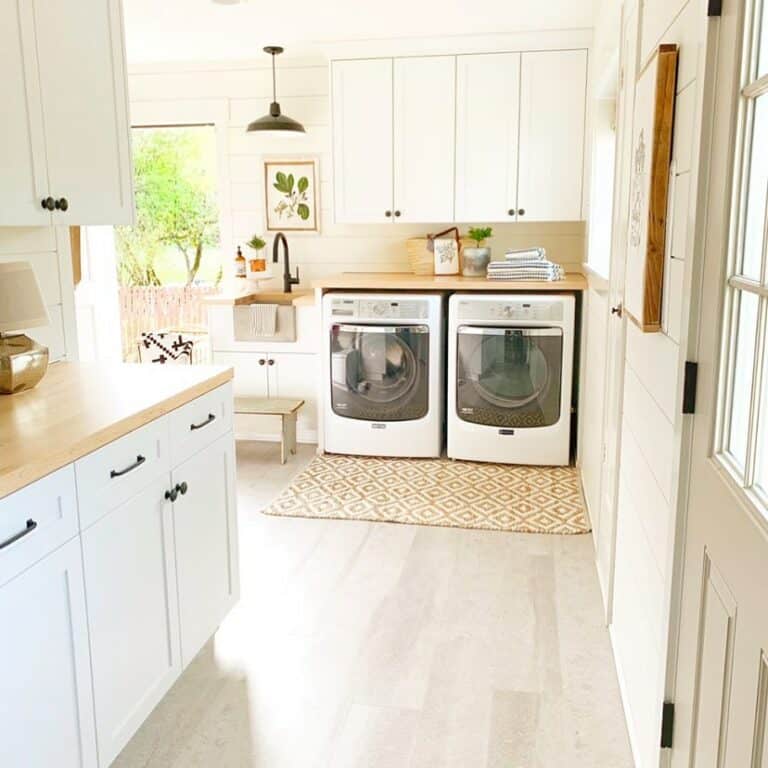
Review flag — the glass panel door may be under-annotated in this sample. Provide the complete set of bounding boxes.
[456,326,563,428]
[330,323,430,421]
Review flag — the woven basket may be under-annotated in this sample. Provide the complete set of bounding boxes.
[407,235,472,275]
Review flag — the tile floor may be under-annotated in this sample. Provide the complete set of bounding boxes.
[114,440,633,768]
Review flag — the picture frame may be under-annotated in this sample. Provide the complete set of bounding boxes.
[263,158,319,232]
[625,44,678,332]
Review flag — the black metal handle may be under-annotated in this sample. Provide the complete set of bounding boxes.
[258,358,266,366]
[55,197,69,212]
[508,208,516,216]
[385,210,392,218]
[41,197,55,211]
[518,208,525,216]
[165,488,178,502]
[0,519,37,551]
[110,454,146,478]
[394,210,401,217]
[190,413,216,431]
[176,481,188,496]
[267,358,275,366]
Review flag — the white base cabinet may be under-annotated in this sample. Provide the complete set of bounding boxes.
[0,382,238,768]
[0,538,98,768]
[81,476,182,767]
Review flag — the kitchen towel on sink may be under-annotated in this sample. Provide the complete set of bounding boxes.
[250,303,278,336]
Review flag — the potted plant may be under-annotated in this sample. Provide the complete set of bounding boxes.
[246,234,267,274]
[462,226,493,277]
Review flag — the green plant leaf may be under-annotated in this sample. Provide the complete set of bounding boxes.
[297,203,310,220]
[287,173,295,193]
[297,176,309,193]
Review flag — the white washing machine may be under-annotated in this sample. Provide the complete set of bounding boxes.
[322,292,444,458]
[447,293,575,466]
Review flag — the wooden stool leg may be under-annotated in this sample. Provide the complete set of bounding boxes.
[285,412,298,459]
[280,415,288,465]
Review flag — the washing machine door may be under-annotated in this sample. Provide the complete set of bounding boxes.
[456,326,563,428]
[330,323,430,421]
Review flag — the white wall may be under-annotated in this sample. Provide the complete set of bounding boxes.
[606,1,706,766]
[0,228,77,362]
[127,53,586,288]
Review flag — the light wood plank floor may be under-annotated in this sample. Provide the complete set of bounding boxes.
[114,441,633,768]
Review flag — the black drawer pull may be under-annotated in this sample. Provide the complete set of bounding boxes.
[176,481,188,496]
[0,519,38,551]
[165,487,178,502]
[110,454,146,478]
[190,413,216,431]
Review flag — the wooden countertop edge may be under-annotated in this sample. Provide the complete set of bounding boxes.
[0,367,233,501]
[203,290,315,307]
[310,272,587,291]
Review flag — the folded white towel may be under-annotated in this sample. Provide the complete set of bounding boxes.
[250,303,278,337]
[505,247,546,261]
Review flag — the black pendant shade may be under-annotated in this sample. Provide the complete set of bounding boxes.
[247,46,306,134]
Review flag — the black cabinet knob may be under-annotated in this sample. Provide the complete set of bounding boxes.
[394,210,401,217]
[55,197,69,212]
[165,488,178,502]
[258,358,266,366]
[518,208,525,216]
[508,209,515,216]
[41,197,55,211]
[175,481,188,496]
[267,358,275,366]
[385,210,392,218]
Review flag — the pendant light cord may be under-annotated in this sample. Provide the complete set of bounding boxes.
[271,52,277,103]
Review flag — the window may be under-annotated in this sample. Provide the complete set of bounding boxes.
[716,0,768,509]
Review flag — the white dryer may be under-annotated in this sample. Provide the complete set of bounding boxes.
[322,293,444,458]
[447,293,575,466]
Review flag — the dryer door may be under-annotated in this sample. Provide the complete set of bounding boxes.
[456,326,563,428]
[330,323,430,421]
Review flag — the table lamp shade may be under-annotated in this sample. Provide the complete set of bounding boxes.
[0,262,49,333]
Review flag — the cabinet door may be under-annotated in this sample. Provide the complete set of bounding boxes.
[455,53,520,223]
[517,50,588,222]
[172,432,238,667]
[267,352,319,437]
[393,56,456,222]
[332,59,393,223]
[213,350,270,398]
[33,0,133,224]
[0,539,98,768]
[81,476,181,767]
[0,0,51,225]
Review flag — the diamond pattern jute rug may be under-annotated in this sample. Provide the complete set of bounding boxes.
[264,454,589,535]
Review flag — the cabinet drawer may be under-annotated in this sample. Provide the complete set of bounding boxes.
[76,417,170,530]
[169,383,233,466]
[0,466,79,587]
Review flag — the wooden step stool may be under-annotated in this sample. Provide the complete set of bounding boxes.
[234,397,305,464]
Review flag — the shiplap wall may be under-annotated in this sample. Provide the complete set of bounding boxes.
[128,57,585,286]
[606,1,705,765]
[0,228,76,362]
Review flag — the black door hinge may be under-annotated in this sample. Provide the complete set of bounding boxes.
[708,0,722,16]
[661,701,675,749]
[683,361,698,414]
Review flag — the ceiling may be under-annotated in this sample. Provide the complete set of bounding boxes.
[122,0,598,63]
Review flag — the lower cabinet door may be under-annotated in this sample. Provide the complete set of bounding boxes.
[81,476,181,767]
[172,432,239,667]
[0,538,98,768]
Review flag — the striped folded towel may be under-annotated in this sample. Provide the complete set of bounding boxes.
[486,260,564,281]
[504,247,547,262]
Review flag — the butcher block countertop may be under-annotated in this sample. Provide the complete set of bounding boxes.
[203,286,315,307]
[311,272,587,292]
[0,362,233,500]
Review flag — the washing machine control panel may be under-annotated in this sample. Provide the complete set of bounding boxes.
[330,298,429,320]
[456,299,564,322]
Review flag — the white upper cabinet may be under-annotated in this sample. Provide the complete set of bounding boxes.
[332,59,393,223]
[455,53,521,223]
[517,50,588,222]
[393,56,456,222]
[0,0,49,226]
[0,0,133,226]
[331,48,588,224]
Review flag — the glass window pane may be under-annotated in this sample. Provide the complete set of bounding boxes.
[759,0,768,78]
[741,96,768,280]
[726,291,760,470]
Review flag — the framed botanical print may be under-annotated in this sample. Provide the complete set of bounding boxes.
[625,44,678,332]
[264,158,319,232]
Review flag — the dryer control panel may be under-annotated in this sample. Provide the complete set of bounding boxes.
[456,299,564,322]
[330,297,429,320]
